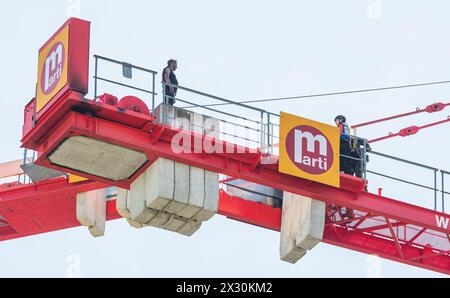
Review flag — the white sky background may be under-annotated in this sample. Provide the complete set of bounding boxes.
[0,0,450,277]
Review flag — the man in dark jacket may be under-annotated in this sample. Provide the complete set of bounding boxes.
[162,59,179,105]
[335,115,352,174]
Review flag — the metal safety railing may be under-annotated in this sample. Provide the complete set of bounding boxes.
[15,148,67,185]
[365,151,450,212]
[162,82,280,154]
[91,56,449,212]
[19,149,36,184]
[0,149,36,186]
[91,55,279,154]
[442,171,450,212]
[93,55,158,113]
[164,82,372,175]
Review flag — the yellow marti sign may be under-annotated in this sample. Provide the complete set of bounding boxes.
[279,112,341,188]
[36,25,70,112]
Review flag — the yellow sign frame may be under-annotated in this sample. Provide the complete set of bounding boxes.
[279,112,341,188]
[36,25,70,112]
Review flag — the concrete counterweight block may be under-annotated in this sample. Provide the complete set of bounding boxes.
[175,169,220,222]
[193,170,219,222]
[164,215,189,232]
[76,189,107,238]
[177,167,204,219]
[127,219,144,229]
[129,170,158,224]
[116,188,131,218]
[142,157,220,222]
[165,162,189,214]
[280,192,326,264]
[146,211,172,228]
[178,220,202,237]
[77,192,96,227]
[114,155,220,236]
[154,104,175,126]
[146,158,175,211]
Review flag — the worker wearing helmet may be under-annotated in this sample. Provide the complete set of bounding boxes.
[335,115,355,219]
[335,115,350,139]
[335,115,352,174]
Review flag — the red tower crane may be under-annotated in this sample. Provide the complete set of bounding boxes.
[1,17,450,276]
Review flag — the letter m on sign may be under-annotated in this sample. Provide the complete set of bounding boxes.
[294,130,328,163]
[279,112,341,188]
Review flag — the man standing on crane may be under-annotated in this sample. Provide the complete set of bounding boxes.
[335,115,352,174]
[335,115,355,218]
[162,59,179,105]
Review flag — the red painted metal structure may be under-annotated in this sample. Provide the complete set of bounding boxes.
[353,102,450,129]
[219,190,450,275]
[21,91,156,189]
[351,101,450,143]
[0,177,112,241]
[14,94,450,274]
[1,174,450,275]
[14,70,450,275]
[35,18,90,121]
[3,17,449,276]
[369,116,450,143]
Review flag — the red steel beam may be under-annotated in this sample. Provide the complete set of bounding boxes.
[357,221,406,233]
[15,96,450,275]
[218,190,281,231]
[32,111,450,236]
[385,217,405,259]
[323,226,450,275]
[218,192,450,275]
[1,177,449,274]
[326,214,375,226]
[0,177,111,241]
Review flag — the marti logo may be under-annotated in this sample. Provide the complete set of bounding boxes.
[40,42,65,95]
[285,125,334,175]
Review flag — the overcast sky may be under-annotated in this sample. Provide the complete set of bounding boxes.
[1,0,449,277]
